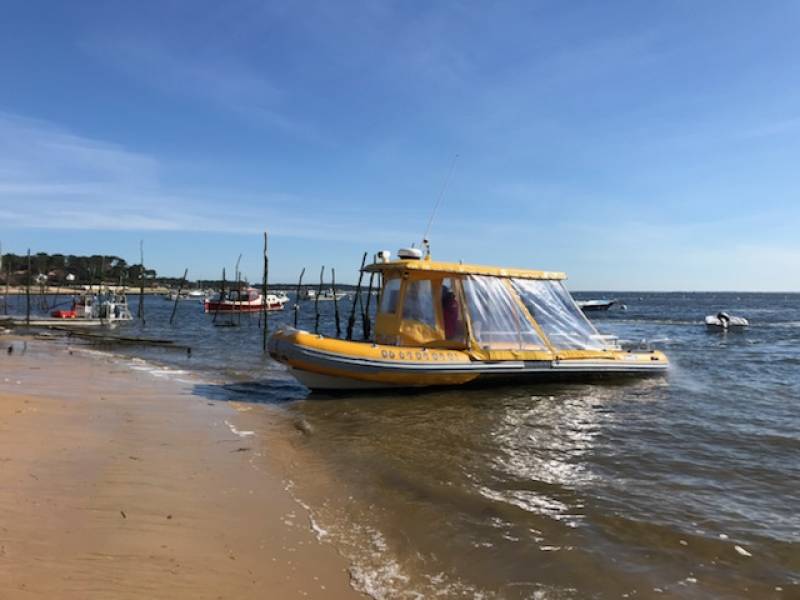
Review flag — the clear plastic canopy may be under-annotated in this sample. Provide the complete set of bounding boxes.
[511,279,606,350]
[463,276,546,350]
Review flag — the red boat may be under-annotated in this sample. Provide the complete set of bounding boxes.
[203,288,288,313]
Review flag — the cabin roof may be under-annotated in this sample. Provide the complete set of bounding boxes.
[364,259,566,280]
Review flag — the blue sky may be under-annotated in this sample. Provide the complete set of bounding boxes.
[1,1,799,290]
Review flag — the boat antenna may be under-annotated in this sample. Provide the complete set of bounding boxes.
[422,153,459,256]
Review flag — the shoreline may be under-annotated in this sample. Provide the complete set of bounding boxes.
[0,334,362,599]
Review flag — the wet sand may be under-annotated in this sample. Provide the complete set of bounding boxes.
[0,336,361,599]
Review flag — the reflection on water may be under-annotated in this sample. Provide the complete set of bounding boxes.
[10,292,800,598]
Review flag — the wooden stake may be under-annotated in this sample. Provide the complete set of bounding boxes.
[363,272,376,340]
[346,252,367,341]
[262,232,269,352]
[26,248,31,326]
[213,267,225,324]
[4,259,10,315]
[314,266,324,334]
[138,240,146,325]
[293,267,305,328]
[234,253,242,327]
[169,268,188,326]
[332,268,341,338]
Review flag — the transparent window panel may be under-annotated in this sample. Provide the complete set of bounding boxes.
[380,278,402,314]
[512,279,605,350]
[402,279,436,327]
[463,275,545,350]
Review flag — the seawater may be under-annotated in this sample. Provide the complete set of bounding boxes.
[7,292,799,598]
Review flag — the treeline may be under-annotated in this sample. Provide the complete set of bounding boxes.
[0,253,157,285]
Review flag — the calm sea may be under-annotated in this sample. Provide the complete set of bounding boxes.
[6,291,799,598]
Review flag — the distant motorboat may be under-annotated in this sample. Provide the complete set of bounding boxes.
[705,312,748,330]
[0,292,132,328]
[576,299,616,312]
[311,289,348,301]
[165,289,207,301]
[203,287,288,313]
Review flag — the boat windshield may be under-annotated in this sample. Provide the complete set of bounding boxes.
[463,275,546,350]
[511,279,606,350]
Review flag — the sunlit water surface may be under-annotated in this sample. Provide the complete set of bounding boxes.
[7,292,799,598]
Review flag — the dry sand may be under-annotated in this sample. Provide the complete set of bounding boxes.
[0,336,362,599]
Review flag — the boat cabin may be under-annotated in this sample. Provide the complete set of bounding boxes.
[365,255,614,360]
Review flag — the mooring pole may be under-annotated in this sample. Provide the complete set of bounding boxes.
[169,268,188,326]
[314,266,324,334]
[262,231,269,352]
[138,240,146,325]
[332,268,341,338]
[4,260,10,315]
[293,267,305,328]
[363,271,376,340]
[346,252,367,341]
[213,267,225,324]
[25,248,31,326]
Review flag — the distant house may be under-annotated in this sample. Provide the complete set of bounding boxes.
[65,273,76,282]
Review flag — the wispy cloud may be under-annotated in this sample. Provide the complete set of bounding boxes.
[0,112,413,241]
[81,37,320,140]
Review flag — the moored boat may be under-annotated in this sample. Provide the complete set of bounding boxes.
[576,299,617,312]
[269,249,668,390]
[0,292,132,328]
[203,287,288,313]
[318,289,348,301]
[705,312,748,330]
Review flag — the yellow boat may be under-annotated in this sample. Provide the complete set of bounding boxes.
[268,249,668,390]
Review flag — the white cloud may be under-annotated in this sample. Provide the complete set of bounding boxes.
[80,37,320,141]
[0,112,414,242]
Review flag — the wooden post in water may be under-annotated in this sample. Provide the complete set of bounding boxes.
[138,240,146,325]
[169,268,189,326]
[293,267,305,328]
[213,267,225,324]
[363,271,376,340]
[25,249,31,325]
[332,268,341,338]
[4,259,10,315]
[234,254,242,327]
[314,266,324,334]
[262,232,269,352]
[346,252,367,341]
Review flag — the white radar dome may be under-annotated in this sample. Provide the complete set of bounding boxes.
[397,247,423,260]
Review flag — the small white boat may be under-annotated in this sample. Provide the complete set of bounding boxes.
[705,312,749,330]
[0,292,132,328]
[576,299,616,312]
[313,289,348,301]
[204,288,288,313]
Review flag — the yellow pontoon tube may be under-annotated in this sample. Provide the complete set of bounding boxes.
[268,251,668,390]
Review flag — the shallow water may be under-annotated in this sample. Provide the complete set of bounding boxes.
[6,291,799,597]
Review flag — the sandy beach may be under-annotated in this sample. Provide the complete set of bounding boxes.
[0,335,361,600]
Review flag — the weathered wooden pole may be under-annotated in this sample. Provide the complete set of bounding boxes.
[293,267,305,328]
[3,259,10,315]
[332,268,341,338]
[363,271,376,340]
[234,253,242,327]
[138,240,146,325]
[169,268,189,326]
[25,248,31,325]
[346,252,367,341]
[314,266,324,334]
[262,231,269,352]
[213,267,225,324]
